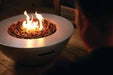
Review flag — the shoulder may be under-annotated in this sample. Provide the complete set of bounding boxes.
[42,47,113,75]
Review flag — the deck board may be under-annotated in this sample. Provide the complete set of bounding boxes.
[0,51,15,71]
[68,29,86,50]
[0,67,14,75]
[64,44,87,57]
[0,64,7,74]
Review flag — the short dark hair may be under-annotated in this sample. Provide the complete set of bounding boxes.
[76,0,113,33]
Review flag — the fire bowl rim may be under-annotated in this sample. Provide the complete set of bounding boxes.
[0,13,74,48]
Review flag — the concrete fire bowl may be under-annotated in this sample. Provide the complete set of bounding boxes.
[0,13,74,66]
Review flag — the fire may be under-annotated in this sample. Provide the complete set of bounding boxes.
[22,11,44,32]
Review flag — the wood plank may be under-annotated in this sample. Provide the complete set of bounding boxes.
[68,29,87,50]
[60,50,76,62]
[0,64,7,74]
[64,44,87,56]
[0,67,14,75]
[60,44,87,62]
[0,51,15,71]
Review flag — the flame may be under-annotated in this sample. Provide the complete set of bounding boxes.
[35,12,43,30]
[22,11,44,32]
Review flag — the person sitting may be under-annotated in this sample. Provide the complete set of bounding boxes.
[42,0,113,74]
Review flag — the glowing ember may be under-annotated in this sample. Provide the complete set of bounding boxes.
[7,11,57,39]
[22,11,44,32]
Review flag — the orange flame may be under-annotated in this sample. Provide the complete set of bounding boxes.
[22,11,43,32]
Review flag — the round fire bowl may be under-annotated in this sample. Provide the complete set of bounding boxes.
[0,13,74,66]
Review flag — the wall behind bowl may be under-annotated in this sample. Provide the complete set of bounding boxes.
[5,0,46,8]
[61,0,75,8]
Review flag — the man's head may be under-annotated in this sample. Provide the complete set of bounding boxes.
[75,0,113,51]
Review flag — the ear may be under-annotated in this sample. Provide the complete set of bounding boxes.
[81,16,88,30]
[75,9,89,31]
[79,15,89,36]
[75,9,79,27]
